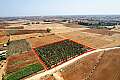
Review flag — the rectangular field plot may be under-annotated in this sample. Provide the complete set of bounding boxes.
[5,51,44,80]
[35,40,92,69]
[7,39,31,56]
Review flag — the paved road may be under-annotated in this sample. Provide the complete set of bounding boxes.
[25,47,120,80]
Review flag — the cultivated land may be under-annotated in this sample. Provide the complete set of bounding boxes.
[4,51,44,80]
[35,39,91,69]
[61,48,120,80]
[1,22,120,80]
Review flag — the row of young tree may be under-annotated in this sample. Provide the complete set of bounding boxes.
[78,21,119,26]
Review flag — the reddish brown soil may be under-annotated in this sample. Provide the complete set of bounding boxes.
[61,51,102,80]
[61,48,120,80]
[39,75,55,80]
[0,35,9,44]
[5,51,40,74]
[81,29,120,36]
[89,49,120,80]
[27,35,65,48]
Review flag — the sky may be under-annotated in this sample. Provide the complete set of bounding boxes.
[0,0,120,17]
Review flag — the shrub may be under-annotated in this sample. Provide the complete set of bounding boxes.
[46,28,51,33]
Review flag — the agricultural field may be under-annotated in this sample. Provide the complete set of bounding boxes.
[60,48,120,80]
[7,39,31,56]
[60,51,104,80]
[27,34,65,48]
[35,39,92,69]
[5,29,47,35]
[88,48,120,80]
[59,30,120,49]
[81,29,120,36]
[4,51,44,80]
[4,63,44,80]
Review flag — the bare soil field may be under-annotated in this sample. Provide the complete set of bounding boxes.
[5,51,39,74]
[59,30,120,49]
[23,23,87,33]
[5,29,47,35]
[61,48,120,80]
[81,29,120,36]
[61,51,103,80]
[88,48,120,80]
[26,35,65,48]
[59,31,109,49]
[10,33,43,41]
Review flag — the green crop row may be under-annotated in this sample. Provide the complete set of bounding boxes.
[3,63,44,80]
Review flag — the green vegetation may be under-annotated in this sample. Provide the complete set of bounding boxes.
[6,30,17,35]
[0,56,6,61]
[7,39,31,56]
[3,63,44,80]
[46,28,51,33]
[35,40,91,68]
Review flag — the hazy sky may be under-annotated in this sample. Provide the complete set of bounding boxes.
[0,0,120,17]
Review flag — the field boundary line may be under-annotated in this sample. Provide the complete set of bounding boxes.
[32,48,48,70]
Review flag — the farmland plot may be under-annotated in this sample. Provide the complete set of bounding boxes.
[35,40,92,69]
[5,51,39,74]
[81,29,120,36]
[7,39,31,56]
[4,63,44,80]
[4,51,44,80]
[61,51,103,80]
[5,30,47,35]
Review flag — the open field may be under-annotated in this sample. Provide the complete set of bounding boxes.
[61,51,102,80]
[5,51,40,74]
[81,29,120,36]
[4,29,47,35]
[4,51,44,80]
[35,39,92,69]
[7,39,31,56]
[59,30,120,49]
[26,35,65,48]
[4,63,44,80]
[60,48,120,80]
[88,48,120,80]
[1,22,120,80]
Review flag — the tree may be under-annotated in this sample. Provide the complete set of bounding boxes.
[46,28,51,33]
